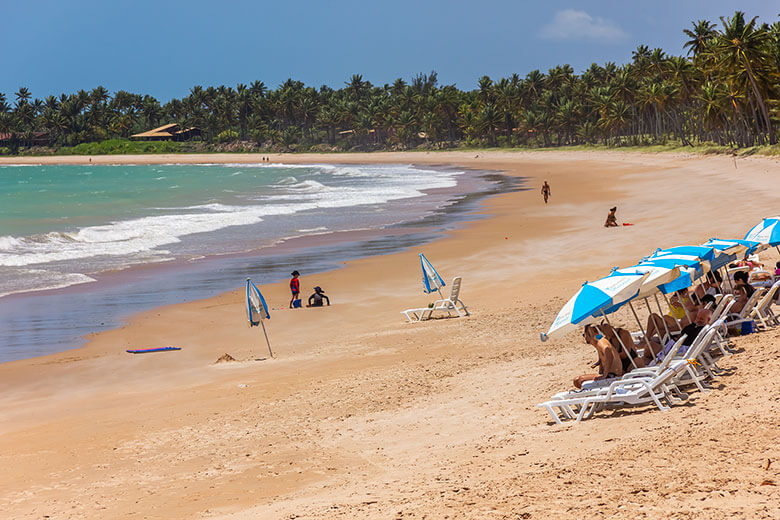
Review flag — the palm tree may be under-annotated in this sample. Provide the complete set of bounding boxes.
[683,20,717,57]
[711,11,776,143]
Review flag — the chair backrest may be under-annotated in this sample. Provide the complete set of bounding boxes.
[710,294,732,321]
[755,281,780,311]
[654,334,686,371]
[711,296,735,324]
[741,288,766,317]
[448,277,462,301]
[685,326,717,361]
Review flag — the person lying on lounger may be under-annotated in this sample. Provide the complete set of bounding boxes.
[695,271,722,299]
[600,323,645,372]
[573,324,623,389]
[729,284,752,314]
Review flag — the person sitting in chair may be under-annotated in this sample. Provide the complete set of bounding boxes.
[307,286,330,307]
[573,324,623,389]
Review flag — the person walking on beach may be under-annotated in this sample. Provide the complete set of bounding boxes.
[289,270,301,308]
[541,181,551,204]
[307,286,330,307]
[604,206,619,227]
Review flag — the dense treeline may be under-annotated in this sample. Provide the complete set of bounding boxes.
[1,11,779,154]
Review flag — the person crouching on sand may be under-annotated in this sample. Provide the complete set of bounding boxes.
[604,207,619,227]
[573,324,622,389]
[307,286,330,307]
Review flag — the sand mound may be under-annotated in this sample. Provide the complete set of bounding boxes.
[214,353,237,364]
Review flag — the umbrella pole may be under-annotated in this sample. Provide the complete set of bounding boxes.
[260,320,274,358]
[600,312,638,371]
[721,266,734,292]
[660,293,685,334]
[643,298,666,343]
[652,294,673,342]
[630,301,654,360]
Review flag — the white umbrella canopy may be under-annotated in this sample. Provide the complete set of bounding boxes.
[611,264,681,300]
[542,271,648,341]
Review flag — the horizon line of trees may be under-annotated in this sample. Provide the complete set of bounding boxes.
[1,10,779,154]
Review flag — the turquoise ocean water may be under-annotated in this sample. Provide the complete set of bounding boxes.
[0,162,521,362]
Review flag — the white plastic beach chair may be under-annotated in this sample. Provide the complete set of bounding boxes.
[401,277,469,322]
[539,336,688,424]
[749,281,780,330]
[724,287,766,329]
[708,294,733,325]
[538,361,690,424]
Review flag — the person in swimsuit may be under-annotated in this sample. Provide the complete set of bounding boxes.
[289,270,301,308]
[541,181,551,204]
[604,207,618,227]
[307,286,330,307]
[601,324,645,372]
[573,324,623,389]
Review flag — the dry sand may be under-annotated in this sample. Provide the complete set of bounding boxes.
[0,150,779,519]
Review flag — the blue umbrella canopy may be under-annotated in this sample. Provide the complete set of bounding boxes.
[419,253,446,294]
[542,271,648,340]
[744,216,780,246]
[246,278,270,326]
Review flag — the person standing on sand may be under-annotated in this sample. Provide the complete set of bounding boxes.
[604,206,619,227]
[289,270,301,308]
[541,181,551,204]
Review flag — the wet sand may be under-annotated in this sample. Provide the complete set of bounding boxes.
[0,150,778,519]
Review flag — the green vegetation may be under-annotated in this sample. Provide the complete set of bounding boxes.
[1,11,779,155]
[59,139,187,155]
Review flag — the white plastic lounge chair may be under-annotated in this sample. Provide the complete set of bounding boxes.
[401,277,469,322]
[709,294,734,325]
[539,336,688,424]
[749,280,780,330]
[724,288,766,329]
[539,361,691,424]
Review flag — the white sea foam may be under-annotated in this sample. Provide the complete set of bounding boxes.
[0,163,464,268]
[0,269,96,298]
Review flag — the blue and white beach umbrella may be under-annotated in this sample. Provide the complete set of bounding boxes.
[611,264,681,299]
[644,248,711,280]
[419,253,446,296]
[744,216,780,247]
[246,278,273,358]
[701,238,757,257]
[541,271,648,341]
[637,259,697,294]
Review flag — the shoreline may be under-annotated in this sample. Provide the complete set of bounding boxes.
[1,150,779,519]
[0,164,523,364]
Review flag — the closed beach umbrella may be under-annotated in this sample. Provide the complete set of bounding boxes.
[744,216,780,247]
[246,278,273,358]
[419,253,446,297]
[541,271,648,341]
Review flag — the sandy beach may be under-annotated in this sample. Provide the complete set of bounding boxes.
[1,150,779,519]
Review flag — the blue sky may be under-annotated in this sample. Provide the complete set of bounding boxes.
[1,1,777,103]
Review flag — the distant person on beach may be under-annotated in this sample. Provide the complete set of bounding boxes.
[573,324,622,389]
[289,270,301,308]
[604,207,618,227]
[307,286,330,307]
[541,181,551,204]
